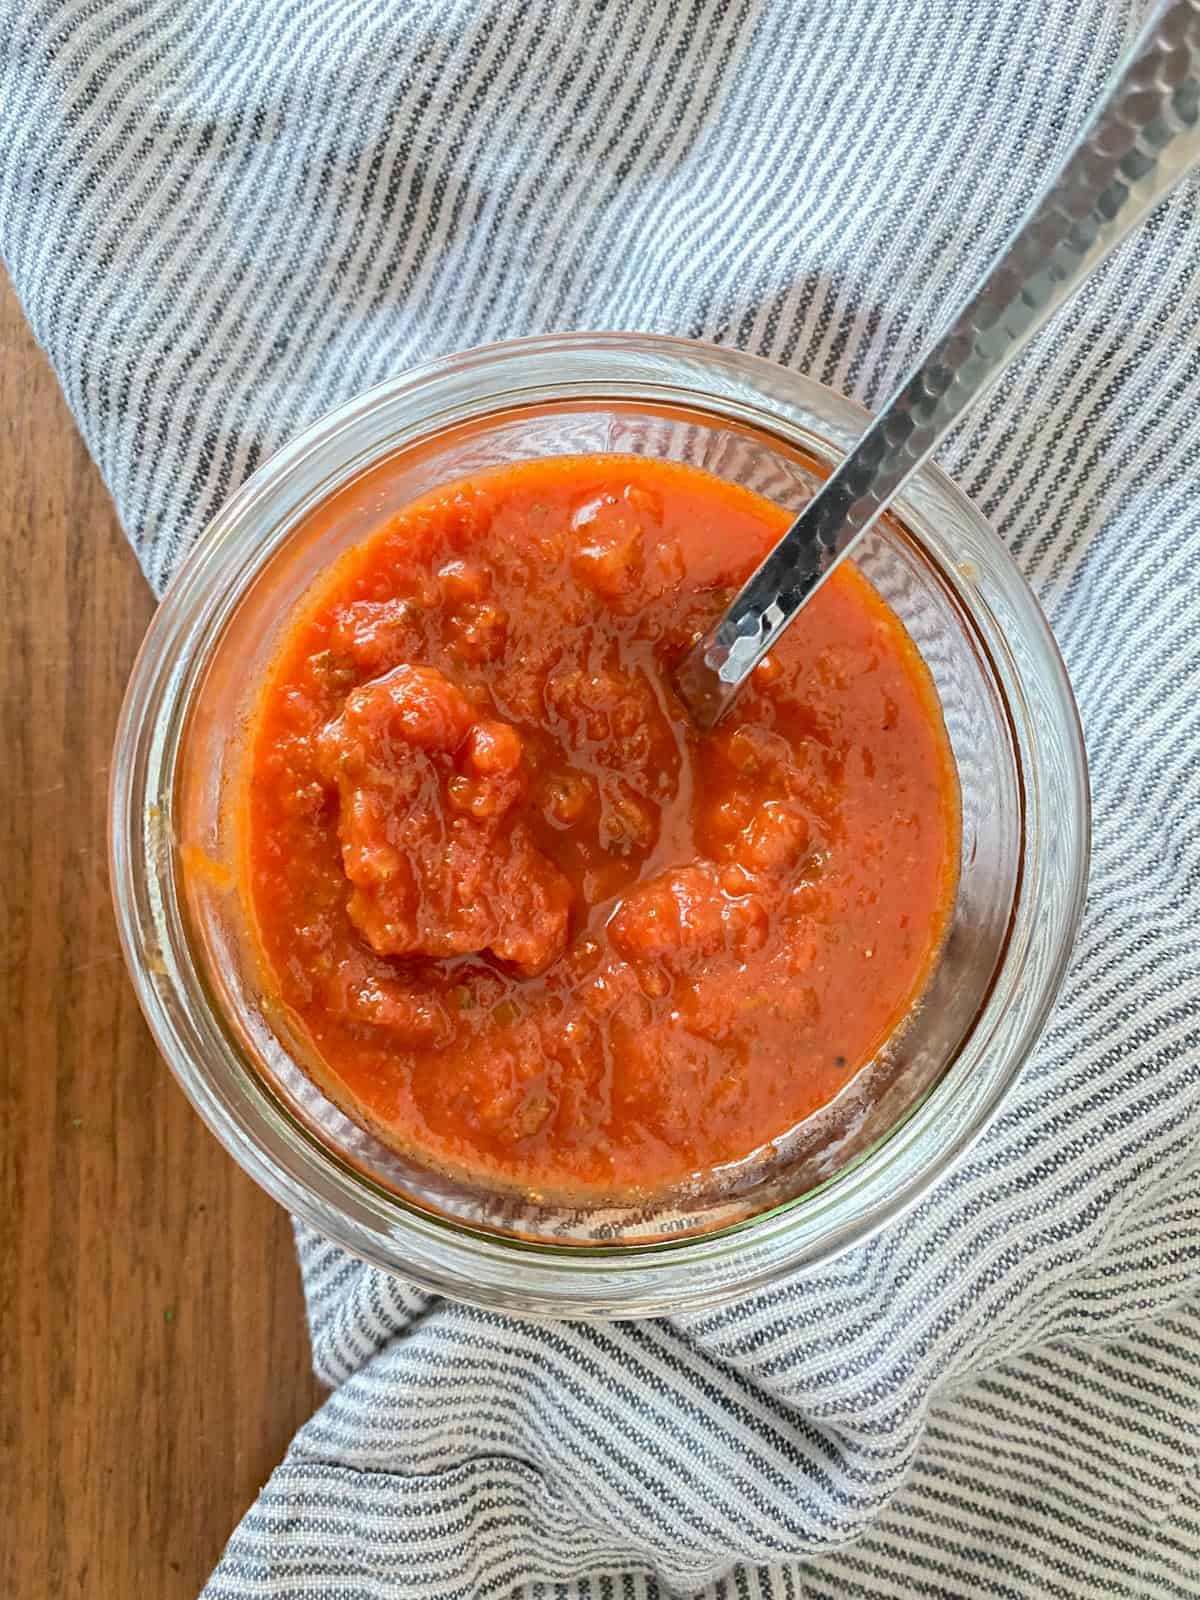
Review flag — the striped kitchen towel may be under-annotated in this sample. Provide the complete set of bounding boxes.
[4,0,1200,1594]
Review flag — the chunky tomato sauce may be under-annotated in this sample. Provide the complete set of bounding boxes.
[243,456,959,1199]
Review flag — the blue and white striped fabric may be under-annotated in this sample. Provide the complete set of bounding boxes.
[5,0,1200,1593]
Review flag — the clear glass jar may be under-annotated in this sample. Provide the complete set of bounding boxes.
[109,334,1089,1317]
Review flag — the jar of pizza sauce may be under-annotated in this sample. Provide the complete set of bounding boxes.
[109,333,1089,1316]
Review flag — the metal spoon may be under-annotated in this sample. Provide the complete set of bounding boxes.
[677,0,1200,727]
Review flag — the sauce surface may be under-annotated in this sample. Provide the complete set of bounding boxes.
[243,456,959,1199]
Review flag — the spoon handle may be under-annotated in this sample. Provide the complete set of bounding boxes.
[678,0,1200,727]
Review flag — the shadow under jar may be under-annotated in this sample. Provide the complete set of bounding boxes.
[110,334,1089,1317]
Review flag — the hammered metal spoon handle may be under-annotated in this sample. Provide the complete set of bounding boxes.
[678,0,1200,727]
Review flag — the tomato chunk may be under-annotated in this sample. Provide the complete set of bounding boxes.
[318,664,572,975]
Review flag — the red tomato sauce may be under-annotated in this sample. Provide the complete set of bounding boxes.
[242,456,959,1199]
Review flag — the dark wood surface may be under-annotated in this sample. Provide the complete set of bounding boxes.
[0,273,325,1599]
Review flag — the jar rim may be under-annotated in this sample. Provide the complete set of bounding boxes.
[109,332,1090,1315]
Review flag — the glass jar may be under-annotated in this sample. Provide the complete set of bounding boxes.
[109,333,1089,1317]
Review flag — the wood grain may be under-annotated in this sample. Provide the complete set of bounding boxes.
[0,273,325,1599]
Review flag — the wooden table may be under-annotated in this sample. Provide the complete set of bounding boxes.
[1,274,325,1598]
